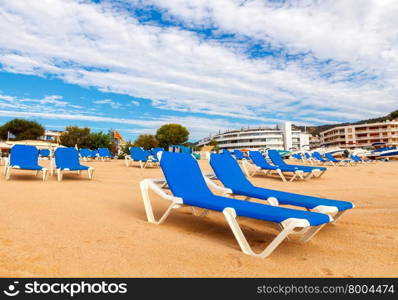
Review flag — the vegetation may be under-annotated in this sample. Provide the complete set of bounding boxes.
[87,131,111,149]
[133,134,159,150]
[0,119,44,141]
[59,126,91,148]
[209,139,219,152]
[155,123,189,150]
[60,126,112,149]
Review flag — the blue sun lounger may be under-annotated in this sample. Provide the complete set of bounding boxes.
[52,147,94,181]
[40,149,51,159]
[125,147,158,168]
[267,150,327,178]
[233,149,247,160]
[98,148,113,161]
[351,154,374,164]
[324,152,354,166]
[208,153,353,221]
[245,151,305,182]
[312,152,330,164]
[151,147,164,160]
[139,151,332,258]
[4,145,47,181]
[80,148,93,161]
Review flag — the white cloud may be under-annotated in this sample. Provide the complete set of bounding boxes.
[93,99,123,109]
[0,0,396,134]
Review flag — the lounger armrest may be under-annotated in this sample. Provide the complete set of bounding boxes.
[203,175,233,195]
[142,178,183,203]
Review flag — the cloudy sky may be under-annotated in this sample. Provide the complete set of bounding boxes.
[0,0,397,141]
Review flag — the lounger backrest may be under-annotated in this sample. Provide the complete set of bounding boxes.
[80,148,91,157]
[91,150,98,157]
[40,149,50,157]
[10,145,39,167]
[233,149,245,159]
[222,149,231,155]
[304,153,311,159]
[55,147,81,168]
[267,150,287,166]
[312,152,324,160]
[249,151,273,168]
[130,147,148,161]
[151,147,164,157]
[160,152,213,199]
[210,153,253,191]
[98,148,111,157]
[325,153,337,162]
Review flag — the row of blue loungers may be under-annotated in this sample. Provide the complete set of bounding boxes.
[3,145,93,181]
[230,149,327,182]
[293,151,373,166]
[125,147,163,168]
[140,151,354,259]
[80,148,113,161]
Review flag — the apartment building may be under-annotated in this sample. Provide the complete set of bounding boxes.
[320,120,398,148]
[196,122,310,151]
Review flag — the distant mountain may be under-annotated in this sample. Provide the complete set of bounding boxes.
[293,109,398,136]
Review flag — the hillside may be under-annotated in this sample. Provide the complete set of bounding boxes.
[293,109,398,136]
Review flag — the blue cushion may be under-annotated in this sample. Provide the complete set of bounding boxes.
[40,149,50,157]
[160,152,331,226]
[130,147,150,161]
[80,148,92,157]
[10,145,43,170]
[98,148,112,157]
[55,147,90,171]
[312,152,328,162]
[210,153,353,211]
[233,149,246,160]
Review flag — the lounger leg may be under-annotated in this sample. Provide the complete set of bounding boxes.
[5,166,11,180]
[42,169,47,181]
[57,169,62,182]
[223,208,307,258]
[87,168,94,180]
[35,170,39,176]
[276,169,287,182]
[139,180,181,224]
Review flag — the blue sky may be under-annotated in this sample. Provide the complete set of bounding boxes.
[0,0,397,141]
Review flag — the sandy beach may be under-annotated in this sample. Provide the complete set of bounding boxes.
[0,158,397,277]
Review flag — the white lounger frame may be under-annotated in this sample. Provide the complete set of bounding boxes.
[125,155,158,168]
[50,158,94,182]
[240,159,313,182]
[3,155,47,181]
[139,178,331,259]
[203,173,349,223]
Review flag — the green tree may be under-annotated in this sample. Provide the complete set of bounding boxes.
[0,118,44,140]
[133,134,159,150]
[155,123,189,150]
[209,139,220,152]
[87,131,111,149]
[59,126,91,148]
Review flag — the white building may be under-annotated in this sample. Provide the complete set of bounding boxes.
[40,130,63,142]
[196,122,310,151]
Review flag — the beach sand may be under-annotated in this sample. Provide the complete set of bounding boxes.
[0,158,397,277]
